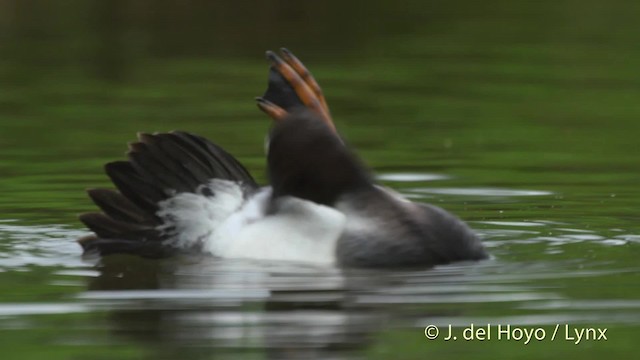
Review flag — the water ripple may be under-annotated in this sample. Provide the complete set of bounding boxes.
[377,173,450,182]
[409,187,553,197]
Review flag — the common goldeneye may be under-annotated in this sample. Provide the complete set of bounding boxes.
[78,49,488,268]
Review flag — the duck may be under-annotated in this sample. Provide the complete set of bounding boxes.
[78,49,488,268]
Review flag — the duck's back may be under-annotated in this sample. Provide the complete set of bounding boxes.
[335,186,487,268]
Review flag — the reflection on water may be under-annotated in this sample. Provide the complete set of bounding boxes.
[376,172,451,182]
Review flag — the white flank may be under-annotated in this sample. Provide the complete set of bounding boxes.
[157,179,346,265]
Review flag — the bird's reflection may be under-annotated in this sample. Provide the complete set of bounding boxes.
[86,255,387,359]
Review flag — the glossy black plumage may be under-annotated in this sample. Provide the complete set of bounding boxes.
[79,131,257,257]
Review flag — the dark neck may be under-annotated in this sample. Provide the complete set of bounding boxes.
[267,110,372,206]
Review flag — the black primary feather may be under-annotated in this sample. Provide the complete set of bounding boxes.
[79,131,257,258]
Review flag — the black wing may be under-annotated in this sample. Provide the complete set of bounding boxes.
[79,131,257,258]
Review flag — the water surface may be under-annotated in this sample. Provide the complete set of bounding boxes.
[1,1,639,359]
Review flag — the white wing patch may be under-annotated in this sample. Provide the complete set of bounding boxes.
[157,179,246,250]
[157,180,345,265]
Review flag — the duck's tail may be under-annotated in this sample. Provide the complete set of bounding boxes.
[78,131,257,258]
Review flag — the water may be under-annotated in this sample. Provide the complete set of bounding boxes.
[1,1,639,359]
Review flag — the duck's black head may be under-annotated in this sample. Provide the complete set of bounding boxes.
[267,110,372,206]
